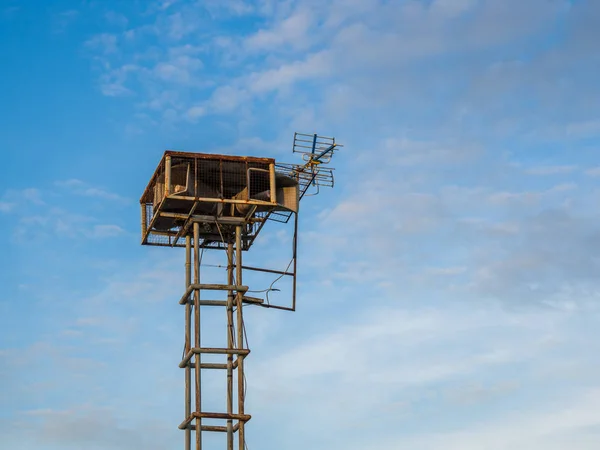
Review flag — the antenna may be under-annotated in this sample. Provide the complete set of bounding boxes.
[269,132,343,223]
[139,132,343,450]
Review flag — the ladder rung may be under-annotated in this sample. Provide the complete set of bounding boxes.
[180,360,239,370]
[179,284,249,305]
[180,298,264,306]
[180,348,249,368]
[179,413,251,430]
[196,347,249,355]
[181,423,241,433]
[199,412,251,421]
[200,300,227,306]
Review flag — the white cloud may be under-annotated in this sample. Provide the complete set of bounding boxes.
[487,190,541,205]
[382,137,482,166]
[186,105,205,120]
[430,0,477,18]
[206,85,249,114]
[245,298,598,447]
[0,188,44,211]
[80,0,584,128]
[525,165,578,175]
[153,55,203,84]
[585,166,600,177]
[566,118,600,138]
[245,9,313,51]
[55,179,128,202]
[157,0,178,11]
[55,179,85,188]
[22,188,44,205]
[52,9,79,34]
[58,4,600,449]
[98,64,139,97]
[204,0,255,17]
[84,33,118,54]
[0,202,14,212]
[387,389,600,450]
[13,406,175,450]
[426,266,468,276]
[487,183,576,205]
[164,11,197,40]
[105,11,128,27]
[248,50,333,93]
[88,224,125,238]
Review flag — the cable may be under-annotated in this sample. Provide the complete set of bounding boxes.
[242,315,249,421]
[265,258,294,306]
[245,257,294,300]
[246,287,279,294]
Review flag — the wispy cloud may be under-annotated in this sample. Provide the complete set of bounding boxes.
[54,179,129,202]
[525,165,578,175]
[80,0,576,129]
[52,9,78,34]
[88,224,124,238]
[2,181,128,242]
[104,11,128,28]
[84,33,118,54]
[5,2,600,450]
[585,166,600,177]
[0,188,44,210]
[0,201,14,213]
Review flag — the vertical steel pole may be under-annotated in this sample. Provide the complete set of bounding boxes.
[193,222,202,450]
[226,242,234,450]
[269,163,276,204]
[185,235,192,450]
[235,226,245,450]
[141,204,147,239]
[165,155,172,196]
[292,211,298,311]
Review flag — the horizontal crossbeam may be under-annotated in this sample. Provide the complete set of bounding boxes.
[180,348,250,368]
[179,413,251,430]
[179,283,249,305]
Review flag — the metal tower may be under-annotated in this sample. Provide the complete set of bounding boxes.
[140,133,342,450]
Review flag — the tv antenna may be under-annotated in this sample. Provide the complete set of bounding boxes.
[139,132,343,450]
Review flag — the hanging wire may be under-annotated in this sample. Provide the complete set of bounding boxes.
[245,257,294,306]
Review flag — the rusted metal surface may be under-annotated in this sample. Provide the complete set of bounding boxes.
[144,203,297,450]
[140,151,276,205]
[193,222,202,450]
[179,413,251,429]
[226,243,234,450]
[171,224,253,450]
[180,423,241,433]
[179,360,239,370]
[197,412,251,421]
[240,265,294,276]
[185,235,192,450]
[140,137,343,450]
[140,151,299,252]
[178,284,248,305]
[165,150,274,164]
[235,226,245,450]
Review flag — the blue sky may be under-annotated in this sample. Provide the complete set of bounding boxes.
[2,0,600,449]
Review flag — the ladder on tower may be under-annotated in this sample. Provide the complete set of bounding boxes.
[178,224,259,450]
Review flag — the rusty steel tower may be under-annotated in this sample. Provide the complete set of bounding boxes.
[140,133,342,450]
